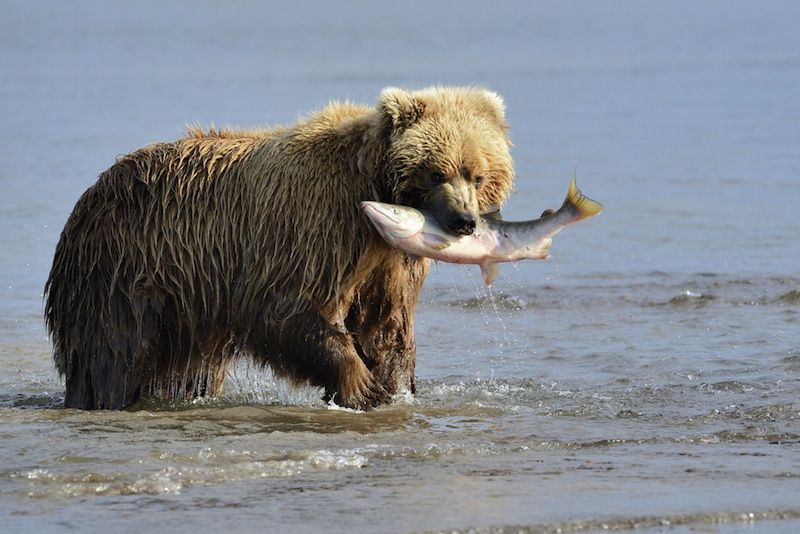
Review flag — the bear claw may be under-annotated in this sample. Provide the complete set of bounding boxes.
[324,371,391,411]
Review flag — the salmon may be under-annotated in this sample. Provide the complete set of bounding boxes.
[361,176,603,286]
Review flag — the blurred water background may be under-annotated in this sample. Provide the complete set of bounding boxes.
[1,1,799,532]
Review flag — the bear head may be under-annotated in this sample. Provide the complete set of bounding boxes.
[365,86,515,236]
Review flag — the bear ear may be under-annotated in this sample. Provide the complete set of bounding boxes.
[475,89,508,131]
[481,90,505,115]
[378,87,426,131]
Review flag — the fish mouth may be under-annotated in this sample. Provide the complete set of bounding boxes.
[361,201,401,225]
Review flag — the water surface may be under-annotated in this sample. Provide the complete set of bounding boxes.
[2,1,799,532]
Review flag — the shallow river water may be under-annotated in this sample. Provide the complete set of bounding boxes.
[2,1,799,532]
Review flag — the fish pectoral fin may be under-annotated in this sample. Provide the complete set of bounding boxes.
[480,263,500,287]
[421,232,451,250]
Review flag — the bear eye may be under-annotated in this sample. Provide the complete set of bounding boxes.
[431,171,447,183]
[474,176,484,187]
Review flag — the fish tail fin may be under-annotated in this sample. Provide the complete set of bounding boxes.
[563,174,603,221]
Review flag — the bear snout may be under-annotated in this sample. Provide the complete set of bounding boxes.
[448,213,477,236]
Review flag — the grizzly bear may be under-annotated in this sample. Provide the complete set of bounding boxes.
[44,87,515,410]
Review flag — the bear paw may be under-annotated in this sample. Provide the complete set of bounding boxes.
[325,369,391,411]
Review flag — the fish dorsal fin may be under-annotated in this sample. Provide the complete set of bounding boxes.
[480,263,500,287]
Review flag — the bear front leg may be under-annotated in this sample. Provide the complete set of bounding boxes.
[347,256,429,396]
[266,310,391,410]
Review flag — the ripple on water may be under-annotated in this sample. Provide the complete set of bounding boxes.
[782,350,800,370]
[452,293,536,311]
[666,290,718,306]
[774,289,800,304]
[440,509,800,534]
[0,393,63,409]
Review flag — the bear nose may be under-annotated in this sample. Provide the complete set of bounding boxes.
[449,214,476,236]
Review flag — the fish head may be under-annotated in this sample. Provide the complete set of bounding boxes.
[361,201,425,244]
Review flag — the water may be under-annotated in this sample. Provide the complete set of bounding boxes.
[2,1,799,532]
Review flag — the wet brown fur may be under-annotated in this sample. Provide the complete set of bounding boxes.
[44,86,515,409]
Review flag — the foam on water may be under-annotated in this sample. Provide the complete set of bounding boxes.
[8,448,369,498]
